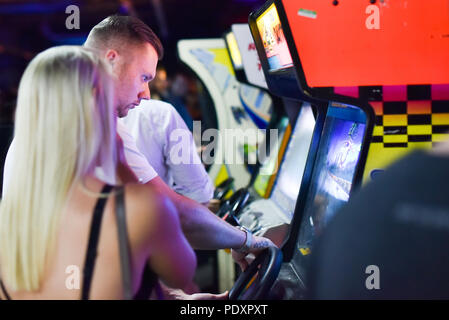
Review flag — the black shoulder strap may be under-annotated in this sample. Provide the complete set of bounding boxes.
[81,184,114,300]
[0,279,11,300]
[114,186,133,300]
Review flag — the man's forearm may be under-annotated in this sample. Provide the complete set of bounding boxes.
[143,177,274,252]
[173,192,246,250]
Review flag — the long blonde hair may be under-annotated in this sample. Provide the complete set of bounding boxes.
[0,46,117,291]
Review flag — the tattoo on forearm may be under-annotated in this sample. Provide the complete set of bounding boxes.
[252,239,272,249]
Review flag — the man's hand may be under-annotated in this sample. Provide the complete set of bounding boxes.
[231,235,276,271]
[159,282,228,300]
[164,289,229,300]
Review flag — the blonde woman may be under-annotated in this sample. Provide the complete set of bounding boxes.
[0,46,196,300]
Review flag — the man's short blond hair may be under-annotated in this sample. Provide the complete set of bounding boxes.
[84,15,164,59]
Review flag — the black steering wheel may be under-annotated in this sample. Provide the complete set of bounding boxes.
[213,178,234,201]
[216,188,250,225]
[229,247,283,300]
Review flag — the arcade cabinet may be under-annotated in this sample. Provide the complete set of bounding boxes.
[224,24,288,196]
[230,0,449,299]
[177,38,275,291]
[177,39,271,192]
[214,25,316,291]
[228,0,375,299]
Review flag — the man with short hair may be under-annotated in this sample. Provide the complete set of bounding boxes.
[85,15,214,205]
[82,15,274,268]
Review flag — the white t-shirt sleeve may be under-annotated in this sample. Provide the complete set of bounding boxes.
[162,105,214,203]
[116,121,158,184]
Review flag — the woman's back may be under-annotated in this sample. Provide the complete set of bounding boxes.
[0,176,196,300]
[0,46,196,300]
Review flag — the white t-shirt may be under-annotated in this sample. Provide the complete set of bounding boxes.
[114,121,158,184]
[120,99,214,203]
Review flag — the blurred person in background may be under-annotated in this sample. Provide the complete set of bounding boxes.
[149,65,170,101]
[165,72,194,131]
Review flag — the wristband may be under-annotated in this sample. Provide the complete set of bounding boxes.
[235,226,253,253]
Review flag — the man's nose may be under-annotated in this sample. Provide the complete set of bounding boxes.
[138,84,151,100]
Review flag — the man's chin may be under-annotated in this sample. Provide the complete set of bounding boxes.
[117,110,127,118]
[118,106,132,118]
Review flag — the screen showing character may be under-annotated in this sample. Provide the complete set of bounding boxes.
[271,104,315,220]
[226,32,243,70]
[292,102,367,276]
[256,3,294,72]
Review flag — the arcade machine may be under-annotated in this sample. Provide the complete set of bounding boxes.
[222,23,315,247]
[279,0,449,184]
[177,38,275,291]
[229,0,449,300]
[177,39,272,192]
[224,24,288,194]
[220,27,278,196]
[213,4,330,291]
[224,28,273,133]
[193,27,289,291]
[213,24,311,291]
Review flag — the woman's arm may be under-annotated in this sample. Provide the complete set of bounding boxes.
[131,184,197,289]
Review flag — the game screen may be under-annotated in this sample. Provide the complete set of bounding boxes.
[256,3,294,72]
[226,32,243,70]
[292,102,367,276]
[271,104,315,220]
[253,116,289,197]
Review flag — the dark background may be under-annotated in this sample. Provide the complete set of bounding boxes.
[0,0,267,121]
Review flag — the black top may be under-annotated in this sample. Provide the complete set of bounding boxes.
[0,184,157,300]
[307,150,449,299]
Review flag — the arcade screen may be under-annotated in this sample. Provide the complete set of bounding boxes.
[292,102,367,276]
[271,104,315,220]
[256,3,294,72]
[253,116,289,197]
[225,31,243,70]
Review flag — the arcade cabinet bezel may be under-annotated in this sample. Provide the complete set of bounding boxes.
[249,1,310,102]
[229,23,268,91]
[225,23,288,130]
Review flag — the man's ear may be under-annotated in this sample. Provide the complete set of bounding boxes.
[105,49,118,66]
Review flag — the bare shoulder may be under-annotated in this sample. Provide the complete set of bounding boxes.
[124,182,176,216]
[121,183,179,245]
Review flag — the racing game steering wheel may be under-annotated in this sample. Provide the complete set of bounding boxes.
[213,178,234,201]
[216,188,250,226]
[229,247,283,300]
